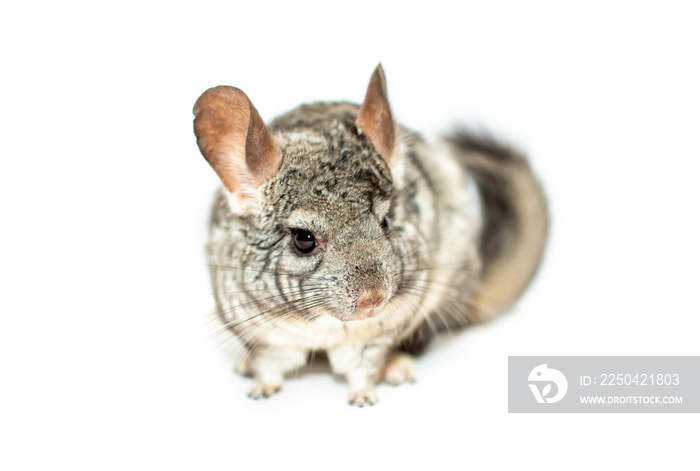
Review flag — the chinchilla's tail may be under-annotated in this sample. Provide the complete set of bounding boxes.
[448,130,549,321]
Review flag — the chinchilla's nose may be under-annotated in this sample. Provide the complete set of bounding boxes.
[356,289,385,318]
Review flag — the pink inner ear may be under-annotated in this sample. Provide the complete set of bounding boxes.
[245,105,282,186]
[193,86,281,193]
[357,65,396,162]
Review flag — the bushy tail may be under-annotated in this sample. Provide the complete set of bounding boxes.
[448,131,549,320]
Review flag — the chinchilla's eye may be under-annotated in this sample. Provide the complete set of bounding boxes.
[381,216,391,235]
[293,229,317,253]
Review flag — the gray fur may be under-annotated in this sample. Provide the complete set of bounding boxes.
[199,85,548,403]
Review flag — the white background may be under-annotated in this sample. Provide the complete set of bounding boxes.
[2,1,699,469]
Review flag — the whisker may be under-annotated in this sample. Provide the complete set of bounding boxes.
[211,288,329,336]
[206,264,333,282]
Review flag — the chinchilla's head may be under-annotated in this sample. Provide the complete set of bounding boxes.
[194,65,417,322]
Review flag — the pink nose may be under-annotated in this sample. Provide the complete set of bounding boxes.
[358,290,385,311]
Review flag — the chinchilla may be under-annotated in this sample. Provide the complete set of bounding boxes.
[193,65,548,406]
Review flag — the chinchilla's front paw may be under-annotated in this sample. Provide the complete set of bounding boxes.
[242,346,308,399]
[248,382,282,399]
[348,387,378,407]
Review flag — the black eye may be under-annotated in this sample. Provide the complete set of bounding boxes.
[293,230,317,253]
[381,216,391,235]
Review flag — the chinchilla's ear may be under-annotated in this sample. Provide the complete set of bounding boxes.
[356,64,396,162]
[193,86,281,203]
